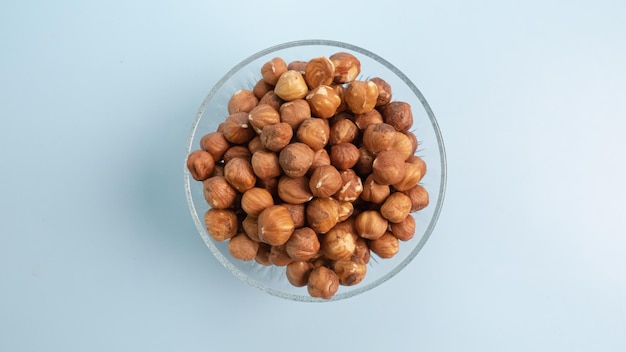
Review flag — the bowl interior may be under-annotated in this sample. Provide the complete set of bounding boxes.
[184,40,446,302]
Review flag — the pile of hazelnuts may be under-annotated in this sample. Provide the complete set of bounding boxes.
[187,52,429,299]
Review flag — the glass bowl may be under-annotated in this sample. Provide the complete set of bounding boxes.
[184,39,446,302]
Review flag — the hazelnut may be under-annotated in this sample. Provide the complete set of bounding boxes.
[353,237,371,264]
[329,118,358,145]
[306,85,342,119]
[285,227,320,261]
[253,79,273,100]
[354,147,375,176]
[200,132,230,162]
[269,245,294,266]
[354,210,388,240]
[227,89,258,114]
[407,155,427,180]
[247,135,265,154]
[228,233,260,261]
[333,259,367,286]
[261,57,287,85]
[221,112,256,144]
[304,56,335,88]
[362,123,396,153]
[354,109,383,130]
[203,176,238,209]
[329,142,360,170]
[369,231,399,259]
[255,243,272,266]
[380,192,412,223]
[321,225,356,261]
[242,215,260,242]
[402,184,429,212]
[297,118,330,151]
[279,99,311,130]
[286,261,314,287]
[251,150,282,179]
[277,175,313,204]
[405,131,419,155]
[274,70,309,101]
[307,266,339,299]
[260,122,293,152]
[248,104,280,134]
[282,203,306,228]
[392,162,423,191]
[392,132,414,161]
[258,90,284,111]
[337,201,354,222]
[204,208,238,242]
[306,197,339,234]
[390,214,416,241]
[329,52,361,83]
[186,150,215,181]
[223,145,251,163]
[372,150,406,185]
[310,148,331,170]
[241,187,274,216]
[345,80,378,114]
[224,157,257,192]
[279,142,315,177]
[370,77,392,106]
[380,101,413,132]
[309,165,343,198]
[257,205,295,245]
[360,174,391,204]
[287,60,308,75]
[334,169,363,202]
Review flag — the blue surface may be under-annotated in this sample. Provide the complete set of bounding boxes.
[1,1,625,351]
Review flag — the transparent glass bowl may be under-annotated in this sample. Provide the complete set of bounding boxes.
[184,40,447,302]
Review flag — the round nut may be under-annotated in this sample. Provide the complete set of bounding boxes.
[392,162,424,191]
[362,123,396,154]
[279,142,315,177]
[297,118,330,151]
[204,208,238,242]
[329,118,358,145]
[309,165,343,198]
[251,150,282,179]
[329,142,360,170]
[310,148,331,170]
[253,79,273,100]
[407,155,427,179]
[354,147,375,176]
[221,112,256,144]
[304,56,335,88]
[187,150,215,181]
[285,227,320,261]
[260,122,293,152]
[329,52,361,83]
[261,57,287,85]
[307,266,339,299]
[223,145,251,163]
[257,205,295,246]
[269,245,294,266]
[402,184,429,212]
[380,101,413,132]
[390,214,416,241]
[337,201,354,222]
[370,77,392,106]
[287,60,308,75]
[354,210,388,240]
[224,157,257,192]
[306,197,340,234]
[321,226,356,261]
[200,132,230,162]
[248,104,280,134]
[277,175,313,204]
[203,176,238,209]
[259,90,284,111]
[241,187,274,217]
[354,109,383,130]
[372,150,406,185]
[380,192,412,223]
[227,89,258,114]
[392,132,414,161]
[360,174,391,204]
[344,80,378,114]
[333,259,367,286]
[286,261,314,287]
[333,169,363,203]
[228,233,260,261]
[274,70,309,101]
[369,231,399,259]
[306,85,341,119]
[279,99,311,130]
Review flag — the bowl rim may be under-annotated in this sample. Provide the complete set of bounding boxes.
[184,39,447,302]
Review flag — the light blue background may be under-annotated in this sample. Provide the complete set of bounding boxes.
[1,1,625,351]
